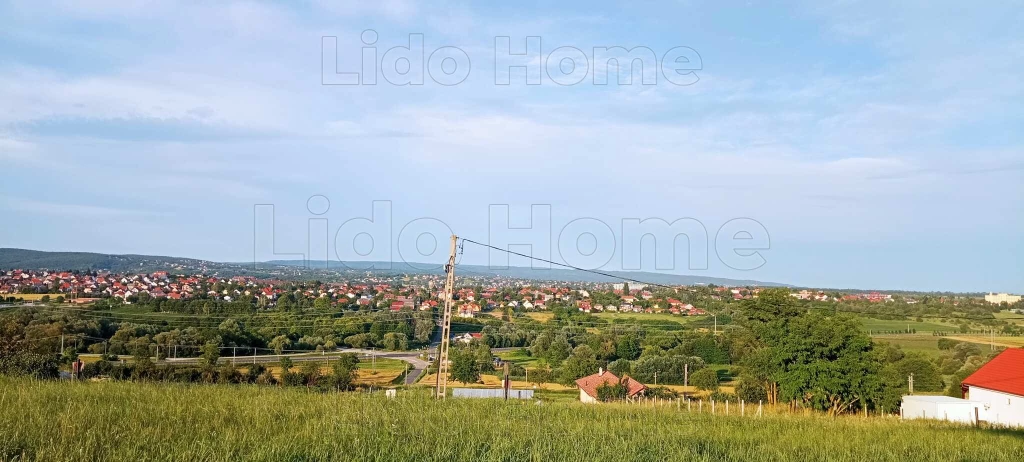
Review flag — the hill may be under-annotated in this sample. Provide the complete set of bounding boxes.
[267,259,786,287]
[0,248,784,286]
[1,377,1020,461]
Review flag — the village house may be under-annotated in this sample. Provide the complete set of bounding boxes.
[575,368,647,403]
[962,348,1024,427]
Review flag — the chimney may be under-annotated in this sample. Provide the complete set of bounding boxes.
[599,367,604,376]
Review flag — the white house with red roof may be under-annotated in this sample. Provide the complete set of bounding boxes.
[962,348,1024,427]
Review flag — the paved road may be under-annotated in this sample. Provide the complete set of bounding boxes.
[90,345,518,386]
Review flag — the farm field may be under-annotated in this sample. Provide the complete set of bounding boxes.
[416,372,574,391]
[947,336,1024,348]
[256,358,407,385]
[993,311,1024,327]
[522,311,553,322]
[2,377,1022,461]
[857,317,958,333]
[869,334,999,358]
[0,294,54,301]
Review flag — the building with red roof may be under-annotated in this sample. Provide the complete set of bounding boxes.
[575,369,646,403]
[962,348,1024,427]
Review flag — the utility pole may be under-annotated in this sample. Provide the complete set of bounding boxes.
[503,362,510,400]
[684,363,689,387]
[654,371,658,386]
[435,235,458,399]
[908,373,914,395]
[713,315,717,334]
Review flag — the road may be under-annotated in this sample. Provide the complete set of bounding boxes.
[88,346,517,386]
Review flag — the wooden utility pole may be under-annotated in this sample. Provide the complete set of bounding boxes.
[435,235,458,399]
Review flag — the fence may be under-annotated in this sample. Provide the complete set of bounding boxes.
[452,388,535,400]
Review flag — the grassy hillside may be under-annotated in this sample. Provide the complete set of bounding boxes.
[1,378,1021,461]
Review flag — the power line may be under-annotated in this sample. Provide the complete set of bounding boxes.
[460,238,679,291]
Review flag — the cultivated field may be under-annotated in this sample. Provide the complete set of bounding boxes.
[858,318,959,333]
[2,377,1022,461]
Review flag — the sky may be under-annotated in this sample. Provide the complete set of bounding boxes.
[0,0,1021,292]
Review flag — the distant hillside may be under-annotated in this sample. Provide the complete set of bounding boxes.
[268,260,786,287]
[0,248,784,287]
[0,248,217,274]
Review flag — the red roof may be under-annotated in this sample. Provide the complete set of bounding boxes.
[963,348,1024,397]
[575,370,646,399]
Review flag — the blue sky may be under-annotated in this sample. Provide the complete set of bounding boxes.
[1,0,1021,292]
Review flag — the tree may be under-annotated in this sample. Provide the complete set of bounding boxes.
[890,353,943,392]
[327,353,360,391]
[199,342,220,367]
[299,362,322,388]
[607,358,632,377]
[615,334,642,360]
[269,335,292,355]
[545,334,572,364]
[560,345,599,384]
[382,332,409,351]
[691,367,719,391]
[449,347,480,384]
[529,367,553,388]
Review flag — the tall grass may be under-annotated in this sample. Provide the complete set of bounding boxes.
[1,377,1021,461]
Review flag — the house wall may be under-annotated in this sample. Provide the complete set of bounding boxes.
[900,398,980,424]
[580,389,598,404]
[969,386,1024,427]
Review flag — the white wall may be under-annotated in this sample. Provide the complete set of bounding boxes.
[970,386,1024,428]
[580,389,597,404]
[901,398,979,424]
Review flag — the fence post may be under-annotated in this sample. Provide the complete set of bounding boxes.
[742,400,745,417]
[712,400,716,415]
[758,400,763,417]
[677,398,680,410]
[726,400,729,415]
[687,399,691,412]
[700,400,703,413]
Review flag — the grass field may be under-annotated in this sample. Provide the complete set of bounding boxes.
[1,294,54,301]
[2,377,1022,461]
[416,372,574,391]
[255,358,407,385]
[858,318,958,333]
[871,335,947,357]
[994,311,1024,327]
[594,311,693,324]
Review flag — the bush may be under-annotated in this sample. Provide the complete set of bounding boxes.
[735,379,767,403]
[937,338,960,350]
[0,352,60,379]
[708,391,738,403]
[690,368,719,391]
